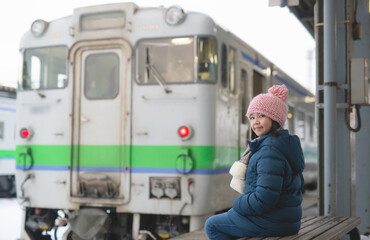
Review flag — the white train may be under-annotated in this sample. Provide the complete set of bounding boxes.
[15,3,317,240]
[0,85,16,197]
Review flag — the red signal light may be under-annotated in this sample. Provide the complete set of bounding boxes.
[178,126,190,138]
[178,125,193,141]
[20,128,30,138]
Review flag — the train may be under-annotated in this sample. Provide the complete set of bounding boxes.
[0,85,16,198]
[15,3,317,240]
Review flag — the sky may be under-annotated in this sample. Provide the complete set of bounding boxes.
[0,0,316,93]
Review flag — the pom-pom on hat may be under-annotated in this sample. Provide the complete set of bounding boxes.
[246,84,289,127]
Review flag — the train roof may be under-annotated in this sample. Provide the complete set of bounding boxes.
[215,27,314,97]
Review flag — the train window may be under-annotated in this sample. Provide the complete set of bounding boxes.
[228,46,236,94]
[22,46,68,90]
[197,37,217,82]
[136,37,195,84]
[252,71,264,96]
[221,44,227,88]
[287,106,295,133]
[0,121,3,140]
[84,53,119,100]
[80,11,125,31]
[297,111,305,140]
[240,69,248,124]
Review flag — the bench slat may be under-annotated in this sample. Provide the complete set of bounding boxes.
[313,217,361,240]
[299,216,326,229]
[279,216,333,240]
[247,216,339,240]
[295,216,349,239]
[301,216,316,223]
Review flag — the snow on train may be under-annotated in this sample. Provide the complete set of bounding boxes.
[0,85,16,198]
[15,3,317,240]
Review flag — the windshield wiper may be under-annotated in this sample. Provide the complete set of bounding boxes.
[145,48,171,94]
[146,63,172,94]
[34,89,46,98]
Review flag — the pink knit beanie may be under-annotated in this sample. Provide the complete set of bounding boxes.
[246,84,289,127]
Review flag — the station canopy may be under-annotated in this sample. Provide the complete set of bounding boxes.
[288,0,315,37]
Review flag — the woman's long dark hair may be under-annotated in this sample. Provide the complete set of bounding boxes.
[270,120,281,136]
[251,120,281,140]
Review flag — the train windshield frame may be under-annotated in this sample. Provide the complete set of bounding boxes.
[21,46,68,90]
[135,36,217,85]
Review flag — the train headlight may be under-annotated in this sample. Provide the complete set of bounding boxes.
[165,6,186,25]
[178,125,193,141]
[31,19,49,37]
[164,183,178,199]
[20,127,33,140]
[151,182,165,198]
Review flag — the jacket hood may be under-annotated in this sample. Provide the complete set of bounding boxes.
[248,130,305,173]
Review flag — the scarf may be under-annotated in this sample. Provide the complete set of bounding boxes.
[229,146,251,193]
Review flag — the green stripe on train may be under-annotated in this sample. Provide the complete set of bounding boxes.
[0,150,15,158]
[15,145,239,168]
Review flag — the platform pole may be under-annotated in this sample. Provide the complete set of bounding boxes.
[323,0,337,216]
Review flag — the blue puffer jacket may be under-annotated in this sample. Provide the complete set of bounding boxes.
[227,129,305,236]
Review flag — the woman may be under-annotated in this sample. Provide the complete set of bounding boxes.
[205,85,305,239]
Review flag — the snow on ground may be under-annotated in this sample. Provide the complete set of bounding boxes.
[0,198,21,240]
[0,198,68,240]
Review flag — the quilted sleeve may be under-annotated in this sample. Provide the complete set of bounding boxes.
[232,146,286,216]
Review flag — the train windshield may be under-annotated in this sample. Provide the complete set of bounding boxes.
[136,37,217,84]
[21,46,68,90]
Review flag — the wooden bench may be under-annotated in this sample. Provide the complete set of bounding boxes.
[172,216,361,240]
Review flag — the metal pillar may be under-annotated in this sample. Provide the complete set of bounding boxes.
[352,0,370,233]
[323,0,337,216]
[317,0,369,232]
[314,0,325,216]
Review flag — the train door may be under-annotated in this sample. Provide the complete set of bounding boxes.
[239,64,250,156]
[70,40,131,204]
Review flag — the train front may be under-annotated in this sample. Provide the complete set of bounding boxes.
[15,3,236,240]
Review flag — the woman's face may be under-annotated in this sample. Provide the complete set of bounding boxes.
[248,113,272,137]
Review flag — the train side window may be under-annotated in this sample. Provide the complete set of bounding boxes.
[221,43,227,88]
[84,53,119,100]
[228,46,236,94]
[197,37,217,82]
[287,106,295,133]
[22,46,68,90]
[297,111,305,140]
[0,121,3,140]
[252,70,264,96]
[240,69,248,124]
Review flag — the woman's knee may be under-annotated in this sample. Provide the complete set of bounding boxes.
[205,215,215,232]
[205,213,231,232]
